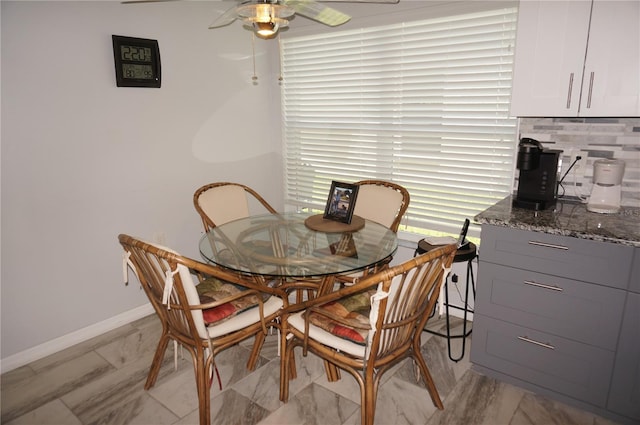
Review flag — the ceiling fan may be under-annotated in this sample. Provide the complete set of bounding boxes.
[124,0,399,39]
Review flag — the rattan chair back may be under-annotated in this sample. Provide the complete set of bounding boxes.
[193,182,277,232]
[353,180,410,232]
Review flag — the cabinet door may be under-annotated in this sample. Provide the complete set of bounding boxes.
[509,1,591,117]
[581,1,640,116]
[607,293,640,421]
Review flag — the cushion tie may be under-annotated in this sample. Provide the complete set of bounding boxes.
[366,290,389,360]
[122,251,137,285]
[163,268,179,307]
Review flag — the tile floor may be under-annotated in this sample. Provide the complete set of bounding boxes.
[1,314,620,425]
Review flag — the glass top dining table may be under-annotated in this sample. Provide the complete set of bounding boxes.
[198,211,398,279]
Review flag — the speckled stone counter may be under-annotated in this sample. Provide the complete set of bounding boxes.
[474,196,640,247]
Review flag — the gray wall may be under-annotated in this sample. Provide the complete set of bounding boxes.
[6,0,634,371]
[1,0,284,365]
[1,0,480,369]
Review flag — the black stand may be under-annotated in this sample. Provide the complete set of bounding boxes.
[414,240,477,362]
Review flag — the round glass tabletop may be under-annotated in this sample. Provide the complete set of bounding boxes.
[199,212,398,278]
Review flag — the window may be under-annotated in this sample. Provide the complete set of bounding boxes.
[281,6,519,238]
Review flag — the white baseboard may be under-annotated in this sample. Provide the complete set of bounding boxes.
[0,304,154,374]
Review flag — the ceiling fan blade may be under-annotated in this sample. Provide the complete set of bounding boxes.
[322,0,399,3]
[285,0,350,27]
[121,0,180,4]
[208,4,241,29]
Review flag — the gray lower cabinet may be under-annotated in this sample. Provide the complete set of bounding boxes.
[607,250,640,421]
[472,224,639,423]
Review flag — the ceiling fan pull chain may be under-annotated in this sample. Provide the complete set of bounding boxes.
[252,32,258,84]
[278,35,283,83]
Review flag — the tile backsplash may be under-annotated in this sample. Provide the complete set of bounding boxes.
[518,117,640,207]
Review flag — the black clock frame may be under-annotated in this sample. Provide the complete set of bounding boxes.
[112,35,161,88]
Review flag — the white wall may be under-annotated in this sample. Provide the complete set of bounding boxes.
[1,0,284,367]
[0,0,505,371]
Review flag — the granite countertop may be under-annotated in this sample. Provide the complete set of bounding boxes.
[474,195,640,247]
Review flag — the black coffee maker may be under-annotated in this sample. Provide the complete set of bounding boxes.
[513,138,562,210]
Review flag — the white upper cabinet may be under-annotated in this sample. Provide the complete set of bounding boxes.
[584,1,640,116]
[510,1,640,117]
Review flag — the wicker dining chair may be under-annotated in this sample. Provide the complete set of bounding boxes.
[279,243,457,425]
[336,179,410,285]
[352,179,410,233]
[193,182,277,232]
[119,234,286,425]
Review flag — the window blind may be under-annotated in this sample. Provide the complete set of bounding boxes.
[281,6,519,237]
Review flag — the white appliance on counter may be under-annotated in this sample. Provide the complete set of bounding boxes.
[587,159,626,213]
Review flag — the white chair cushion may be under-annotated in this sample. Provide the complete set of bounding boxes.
[287,311,366,358]
[177,263,284,340]
[139,242,282,341]
[208,296,283,338]
[176,264,210,339]
[198,185,250,226]
[353,185,403,228]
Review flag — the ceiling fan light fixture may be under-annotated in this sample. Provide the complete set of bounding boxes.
[243,17,289,38]
[238,3,294,38]
[253,21,279,38]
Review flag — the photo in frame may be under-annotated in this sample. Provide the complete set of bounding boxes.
[323,181,359,224]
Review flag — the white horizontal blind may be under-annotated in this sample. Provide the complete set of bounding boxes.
[281,6,519,235]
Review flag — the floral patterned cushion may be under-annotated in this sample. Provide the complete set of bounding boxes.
[196,278,261,325]
[307,289,376,345]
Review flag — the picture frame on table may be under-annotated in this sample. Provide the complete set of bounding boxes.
[323,181,359,224]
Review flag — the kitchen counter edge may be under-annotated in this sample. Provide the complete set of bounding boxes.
[474,196,640,248]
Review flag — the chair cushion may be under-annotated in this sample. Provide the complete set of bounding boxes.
[198,185,249,226]
[288,311,366,358]
[353,184,403,229]
[307,288,376,345]
[208,296,283,339]
[196,278,261,325]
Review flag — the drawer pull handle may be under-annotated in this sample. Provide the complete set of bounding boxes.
[566,73,574,109]
[528,240,569,250]
[518,336,555,350]
[523,280,563,292]
[586,72,595,109]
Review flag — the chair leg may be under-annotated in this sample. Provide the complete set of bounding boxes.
[145,331,170,390]
[412,349,444,410]
[363,367,377,425]
[288,352,297,381]
[247,332,265,371]
[324,360,341,382]
[195,349,212,425]
[280,341,296,402]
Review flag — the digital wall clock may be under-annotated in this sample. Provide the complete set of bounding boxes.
[112,35,161,88]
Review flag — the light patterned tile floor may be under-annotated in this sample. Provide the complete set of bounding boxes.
[1,315,621,425]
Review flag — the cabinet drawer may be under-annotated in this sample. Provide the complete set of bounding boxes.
[476,262,625,350]
[480,225,633,288]
[471,315,615,407]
